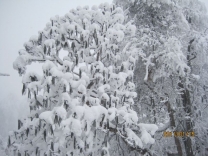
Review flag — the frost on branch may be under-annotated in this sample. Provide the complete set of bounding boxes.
[9,3,157,156]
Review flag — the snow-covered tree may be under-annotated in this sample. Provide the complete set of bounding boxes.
[8,3,158,156]
[115,0,208,155]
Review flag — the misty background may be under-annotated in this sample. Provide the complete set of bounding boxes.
[0,0,207,143]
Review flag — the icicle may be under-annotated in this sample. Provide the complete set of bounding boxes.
[47,84,50,93]
[34,91,37,100]
[107,119,109,129]
[35,128,37,136]
[62,34,65,42]
[43,129,46,142]
[97,52,100,61]
[79,69,82,78]
[120,64,124,72]
[7,136,11,147]
[28,89,31,99]
[38,33,42,45]
[71,42,75,52]
[51,142,54,151]
[80,34,83,42]
[22,83,26,95]
[84,122,87,131]
[36,147,39,156]
[47,46,51,55]
[69,84,73,94]
[115,116,118,128]
[63,85,66,92]
[50,124,54,135]
[39,120,41,131]
[75,54,78,66]
[18,120,23,130]
[74,137,76,149]
[64,42,69,49]
[58,117,62,126]
[52,76,55,85]
[26,128,29,137]
[44,45,47,54]
[54,114,58,124]
[82,95,85,104]
[75,25,78,36]
[100,114,105,127]
[64,101,69,110]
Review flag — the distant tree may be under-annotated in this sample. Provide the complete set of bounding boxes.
[0,73,10,76]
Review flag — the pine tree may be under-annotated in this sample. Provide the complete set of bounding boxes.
[8,3,158,156]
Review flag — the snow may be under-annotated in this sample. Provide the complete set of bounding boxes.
[13,56,28,75]
[108,107,117,121]
[22,72,41,83]
[101,93,110,101]
[192,74,200,80]
[138,123,158,135]
[91,5,98,11]
[69,79,86,89]
[126,128,143,148]
[140,127,155,144]
[44,39,55,48]
[63,73,73,81]
[73,106,85,119]
[50,67,63,77]
[29,35,38,42]
[123,110,138,125]
[39,111,54,125]
[77,83,86,94]
[53,106,67,119]
[81,72,90,85]
[42,60,56,71]
[98,84,110,94]
[71,118,82,136]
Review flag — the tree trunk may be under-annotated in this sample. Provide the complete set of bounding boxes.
[165,101,183,156]
[178,82,194,156]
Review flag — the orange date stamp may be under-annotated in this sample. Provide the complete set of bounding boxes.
[163,131,195,137]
